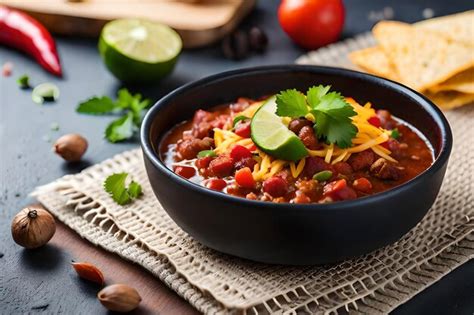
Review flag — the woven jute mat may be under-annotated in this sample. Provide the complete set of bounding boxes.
[33,34,473,314]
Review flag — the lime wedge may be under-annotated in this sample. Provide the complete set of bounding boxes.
[251,96,308,161]
[98,19,182,83]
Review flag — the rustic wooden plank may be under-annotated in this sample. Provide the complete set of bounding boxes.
[0,0,256,48]
[50,217,200,314]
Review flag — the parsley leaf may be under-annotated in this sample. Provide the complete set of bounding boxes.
[104,173,143,205]
[105,112,135,143]
[276,89,308,117]
[275,85,358,148]
[77,96,117,114]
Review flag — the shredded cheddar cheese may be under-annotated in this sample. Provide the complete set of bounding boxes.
[212,98,398,181]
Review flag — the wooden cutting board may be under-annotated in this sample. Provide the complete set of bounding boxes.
[0,0,256,48]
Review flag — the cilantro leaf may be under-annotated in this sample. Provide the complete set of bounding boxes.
[274,85,358,148]
[306,85,330,107]
[77,96,117,114]
[104,173,143,205]
[276,89,309,117]
[130,97,151,126]
[105,112,135,143]
[314,113,358,148]
[116,88,135,109]
[306,86,357,148]
[127,181,143,199]
[104,173,131,205]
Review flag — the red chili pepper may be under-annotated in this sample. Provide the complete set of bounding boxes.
[0,6,62,76]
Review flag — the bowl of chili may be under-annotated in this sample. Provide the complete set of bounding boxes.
[140,65,452,265]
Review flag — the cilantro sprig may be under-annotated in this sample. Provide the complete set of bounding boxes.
[77,88,151,143]
[104,172,143,205]
[275,85,358,148]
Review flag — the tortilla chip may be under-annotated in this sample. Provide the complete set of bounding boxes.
[424,91,474,110]
[373,21,474,92]
[349,47,398,79]
[429,67,474,94]
[415,10,474,45]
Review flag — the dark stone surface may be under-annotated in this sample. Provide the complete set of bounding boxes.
[1,0,473,314]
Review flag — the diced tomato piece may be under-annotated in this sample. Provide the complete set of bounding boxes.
[234,121,251,138]
[209,156,234,178]
[248,144,257,152]
[230,145,252,161]
[353,177,373,193]
[174,166,196,179]
[368,116,381,128]
[206,178,227,191]
[323,179,357,201]
[323,179,347,195]
[195,156,213,169]
[263,176,288,197]
[235,167,255,189]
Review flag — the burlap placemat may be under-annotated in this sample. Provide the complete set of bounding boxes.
[33,34,473,314]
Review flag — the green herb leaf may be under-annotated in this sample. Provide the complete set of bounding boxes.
[197,150,217,158]
[308,88,357,148]
[105,112,135,143]
[391,128,400,139]
[128,181,143,199]
[104,173,143,205]
[306,85,330,107]
[274,85,358,148]
[116,88,135,109]
[17,75,30,89]
[276,89,309,117]
[77,96,117,114]
[233,115,249,127]
[104,173,131,205]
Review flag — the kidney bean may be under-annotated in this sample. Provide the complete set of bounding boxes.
[347,150,375,171]
[263,176,288,197]
[174,166,196,179]
[209,156,234,178]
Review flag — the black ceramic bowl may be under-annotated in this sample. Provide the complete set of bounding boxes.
[141,65,452,265]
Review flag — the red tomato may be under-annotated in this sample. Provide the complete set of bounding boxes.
[368,116,381,128]
[278,0,345,50]
[323,179,357,201]
[235,167,256,189]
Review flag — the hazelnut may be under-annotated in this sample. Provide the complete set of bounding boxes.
[53,133,88,161]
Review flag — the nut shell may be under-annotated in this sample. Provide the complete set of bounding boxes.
[72,262,105,285]
[11,207,56,249]
[53,134,88,162]
[98,284,141,312]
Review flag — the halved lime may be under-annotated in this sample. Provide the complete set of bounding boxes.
[251,96,308,161]
[98,19,182,83]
